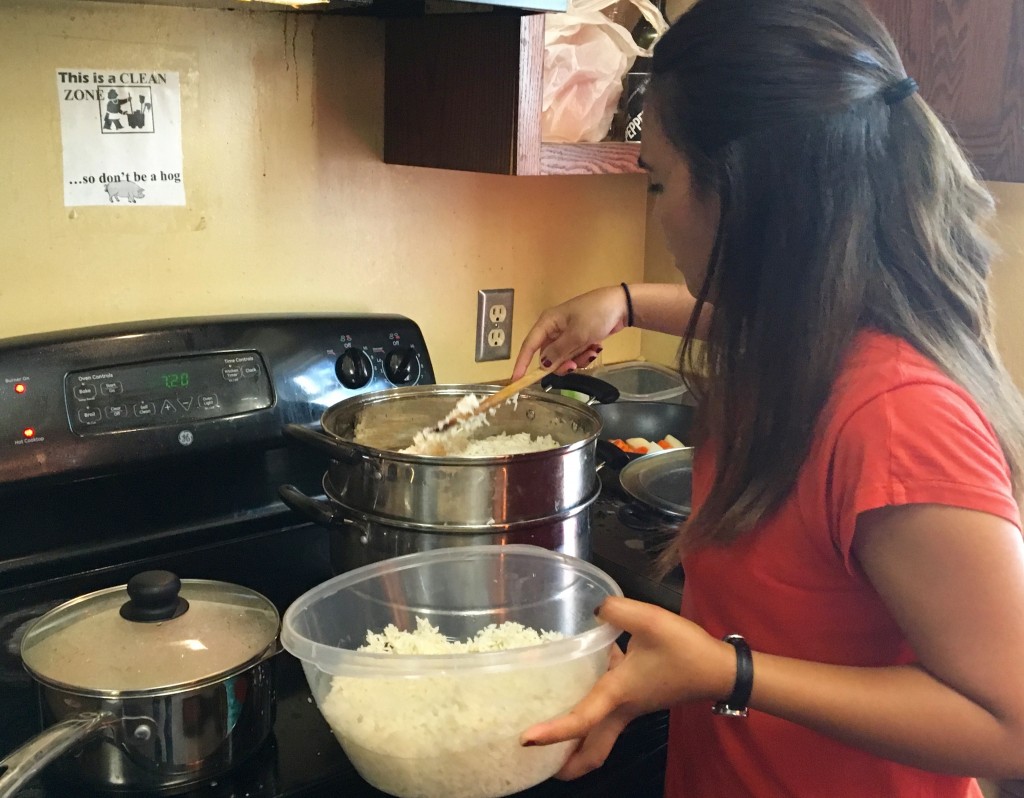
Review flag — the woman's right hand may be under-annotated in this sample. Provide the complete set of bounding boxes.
[511,286,630,379]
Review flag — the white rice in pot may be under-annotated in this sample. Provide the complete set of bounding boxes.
[316,618,607,798]
[399,394,560,457]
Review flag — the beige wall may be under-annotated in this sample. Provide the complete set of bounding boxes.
[988,183,1024,386]
[0,0,647,383]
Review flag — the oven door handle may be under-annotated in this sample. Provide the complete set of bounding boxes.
[0,712,117,798]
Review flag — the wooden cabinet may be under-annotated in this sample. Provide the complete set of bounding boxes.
[384,2,1024,181]
[384,12,643,175]
[867,0,1024,183]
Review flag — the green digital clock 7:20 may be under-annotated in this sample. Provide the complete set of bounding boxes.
[161,372,189,389]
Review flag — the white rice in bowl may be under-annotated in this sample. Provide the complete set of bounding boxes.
[316,618,607,798]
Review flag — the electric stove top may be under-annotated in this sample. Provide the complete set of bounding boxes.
[0,315,671,798]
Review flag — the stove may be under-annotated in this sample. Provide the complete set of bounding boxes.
[0,314,672,798]
[590,466,685,614]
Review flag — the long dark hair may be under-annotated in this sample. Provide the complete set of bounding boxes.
[650,0,1024,551]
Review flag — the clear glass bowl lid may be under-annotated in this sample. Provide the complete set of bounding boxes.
[21,571,280,695]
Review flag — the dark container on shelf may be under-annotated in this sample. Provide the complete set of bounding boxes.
[617,0,664,142]
[622,61,650,142]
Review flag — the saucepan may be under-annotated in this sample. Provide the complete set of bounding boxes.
[612,446,694,521]
[541,372,696,446]
[0,571,280,797]
[597,445,695,564]
[541,374,695,528]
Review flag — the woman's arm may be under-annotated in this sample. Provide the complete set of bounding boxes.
[757,504,1024,777]
[511,283,707,380]
[628,282,705,336]
[521,505,1024,780]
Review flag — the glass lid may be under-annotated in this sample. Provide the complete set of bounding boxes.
[21,571,280,695]
[618,447,694,518]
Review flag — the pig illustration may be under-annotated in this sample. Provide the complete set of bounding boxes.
[104,180,145,203]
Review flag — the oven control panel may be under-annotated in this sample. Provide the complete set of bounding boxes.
[66,352,273,435]
[0,314,435,486]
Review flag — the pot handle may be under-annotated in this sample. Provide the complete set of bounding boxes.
[278,484,340,528]
[595,438,637,472]
[282,424,363,465]
[0,713,116,798]
[540,373,621,405]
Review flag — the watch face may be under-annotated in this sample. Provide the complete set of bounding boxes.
[712,702,749,718]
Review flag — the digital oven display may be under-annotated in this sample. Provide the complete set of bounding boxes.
[64,351,274,435]
[159,371,190,389]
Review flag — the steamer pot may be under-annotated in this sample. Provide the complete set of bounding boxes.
[277,482,596,572]
[282,384,608,527]
[0,572,279,797]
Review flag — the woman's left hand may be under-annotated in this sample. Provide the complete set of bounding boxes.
[519,596,735,779]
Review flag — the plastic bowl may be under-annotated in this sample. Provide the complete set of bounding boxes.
[592,361,689,403]
[281,544,623,798]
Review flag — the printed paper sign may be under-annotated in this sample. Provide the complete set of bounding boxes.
[57,69,185,207]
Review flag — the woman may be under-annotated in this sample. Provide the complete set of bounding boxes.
[513,0,1024,795]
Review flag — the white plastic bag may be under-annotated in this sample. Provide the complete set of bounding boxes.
[542,0,670,143]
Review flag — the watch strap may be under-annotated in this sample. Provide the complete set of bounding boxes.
[712,634,753,717]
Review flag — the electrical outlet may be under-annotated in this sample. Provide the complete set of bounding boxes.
[476,288,514,362]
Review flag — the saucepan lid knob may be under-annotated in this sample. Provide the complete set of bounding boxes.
[119,570,190,623]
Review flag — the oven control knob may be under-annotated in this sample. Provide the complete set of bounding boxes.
[384,347,420,385]
[336,349,373,389]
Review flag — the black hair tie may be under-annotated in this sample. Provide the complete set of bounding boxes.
[620,282,635,328]
[881,76,918,106]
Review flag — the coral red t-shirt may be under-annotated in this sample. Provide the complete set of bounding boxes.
[665,331,1021,798]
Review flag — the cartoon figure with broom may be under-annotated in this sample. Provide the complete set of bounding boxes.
[103,89,128,130]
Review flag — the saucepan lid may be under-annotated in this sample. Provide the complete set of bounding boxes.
[20,570,280,696]
[618,447,694,519]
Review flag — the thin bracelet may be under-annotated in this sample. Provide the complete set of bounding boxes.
[620,282,635,328]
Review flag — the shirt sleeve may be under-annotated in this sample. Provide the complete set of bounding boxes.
[829,381,1021,572]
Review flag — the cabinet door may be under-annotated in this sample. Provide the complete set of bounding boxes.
[384,13,644,176]
[385,13,536,175]
[867,0,1024,183]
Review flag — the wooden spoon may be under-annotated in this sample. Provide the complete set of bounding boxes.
[434,363,557,433]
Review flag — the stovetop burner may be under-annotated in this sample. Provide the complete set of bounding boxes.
[617,501,675,533]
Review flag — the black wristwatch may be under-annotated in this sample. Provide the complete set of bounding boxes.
[712,634,753,718]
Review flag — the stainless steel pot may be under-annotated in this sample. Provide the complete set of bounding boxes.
[283,383,605,527]
[0,572,280,797]
[278,481,596,572]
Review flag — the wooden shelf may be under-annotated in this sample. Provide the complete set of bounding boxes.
[538,142,643,176]
[384,12,642,176]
